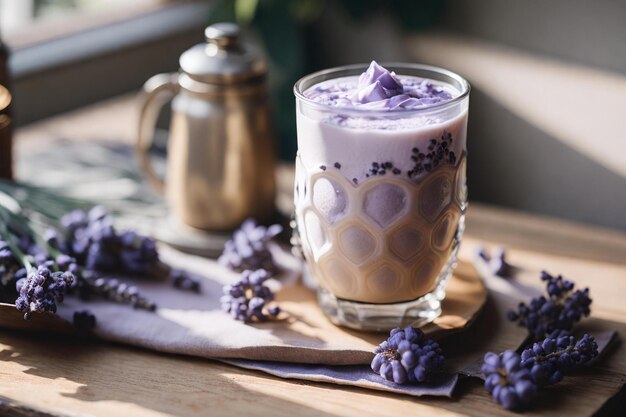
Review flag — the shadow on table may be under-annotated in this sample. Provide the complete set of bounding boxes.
[0,331,344,417]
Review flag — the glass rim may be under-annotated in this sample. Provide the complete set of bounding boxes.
[293,62,470,117]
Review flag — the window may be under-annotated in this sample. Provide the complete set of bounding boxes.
[1,0,212,125]
[1,0,163,46]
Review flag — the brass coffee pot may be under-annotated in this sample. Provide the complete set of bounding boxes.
[137,23,276,232]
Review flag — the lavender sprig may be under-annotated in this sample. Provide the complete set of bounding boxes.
[482,350,537,410]
[218,219,282,275]
[220,269,280,322]
[15,266,75,320]
[371,326,445,384]
[1,210,82,318]
[521,333,598,386]
[482,333,600,410]
[507,271,591,340]
[82,276,156,311]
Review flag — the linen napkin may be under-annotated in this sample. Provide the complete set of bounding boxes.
[0,244,489,397]
[42,245,487,364]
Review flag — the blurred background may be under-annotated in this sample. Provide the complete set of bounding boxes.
[1,0,625,230]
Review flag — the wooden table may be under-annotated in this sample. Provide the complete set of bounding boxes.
[1,205,625,417]
[3,96,626,417]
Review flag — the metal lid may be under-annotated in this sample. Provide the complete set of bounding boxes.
[179,23,266,84]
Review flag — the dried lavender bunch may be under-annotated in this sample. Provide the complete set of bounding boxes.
[59,206,160,276]
[218,219,282,275]
[220,269,280,322]
[507,271,592,340]
[1,195,162,321]
[371,326,445,384]
[482,350,537,410]
[521,333,598,386]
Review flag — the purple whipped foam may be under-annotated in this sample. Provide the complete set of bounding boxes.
[304,61,456,111]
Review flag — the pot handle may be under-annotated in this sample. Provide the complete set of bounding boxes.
[136,73,180,194]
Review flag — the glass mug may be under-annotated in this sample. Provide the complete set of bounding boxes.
[293,63,470,330]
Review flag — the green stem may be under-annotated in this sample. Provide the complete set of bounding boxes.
[535,345,576,363]
[0,220,34,274]
[0,187,60,258]
[0,200,60,272]
[0,180,88,222]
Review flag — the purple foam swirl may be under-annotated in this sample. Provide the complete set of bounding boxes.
[352,61,404,103]
[304,61,456,111]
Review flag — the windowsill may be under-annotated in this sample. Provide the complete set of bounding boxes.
[8,0,213,126]
[5,0,166,50]
[9,0,212,79]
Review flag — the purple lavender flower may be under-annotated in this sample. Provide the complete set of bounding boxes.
[478,246,513,278]
[55,254,80,274]
[508,271,591,340]
[218,219,282,275]
[170,269,201,293]
[0,241,14,263]
[371,326,445,384]
[15,266,75,320]
[220,269,280,322]
[73,309,97,331]
[117,231,159,275]
[85,276,156,311]
[60,208,88,232]
[482,350,537,410]
[60,206,161,276]
[0,241,20,302]
[43,229,61,248]
[0,240,16,270]
[521,333,598,386]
